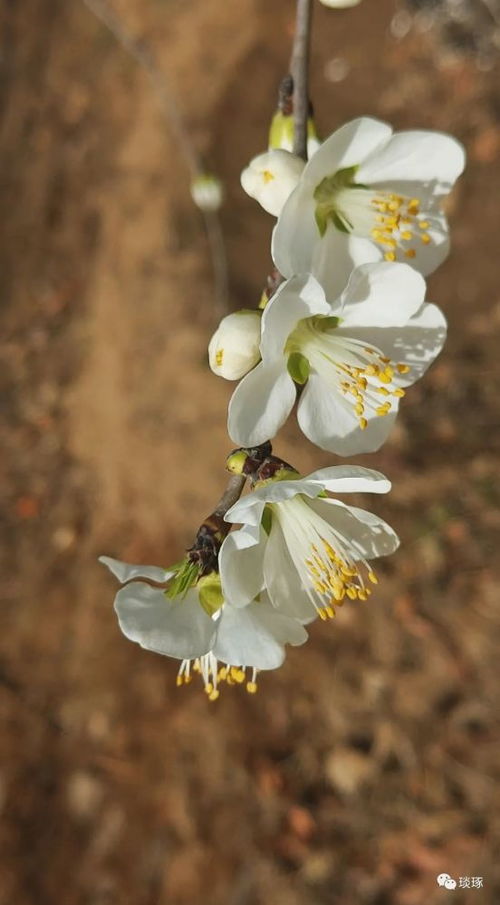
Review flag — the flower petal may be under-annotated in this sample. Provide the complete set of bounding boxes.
[213,599,308,670]
[114,584,216,659]
[357,130,465,196]
[339,262,427,327]
[261,274,329,360]
[264,523,318,621]
[307,497,399,560]
[219,527,265,608]
[225,477,323,526]
[99,555,172,584]
[302,117,393,187]
[339,301,447,385]
[227,360,296,447]
[304,465,392,495]
[298,372,398,455]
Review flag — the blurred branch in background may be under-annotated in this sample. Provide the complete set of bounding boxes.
[81,0,229,317]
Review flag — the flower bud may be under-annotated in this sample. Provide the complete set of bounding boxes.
[240,150,305,217]
[319,0,362,7]
[208,310,262,380]
[190,173,224,212]
[268,111,322,159]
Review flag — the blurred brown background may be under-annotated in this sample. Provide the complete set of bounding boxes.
[1,0,500,903]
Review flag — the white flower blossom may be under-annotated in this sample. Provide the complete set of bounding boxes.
[241,149,306,217]
[100,555,307,699]
[220,465,399,622]
[208,310,262,380]
[272,116,465,297]
[228,263,446,456]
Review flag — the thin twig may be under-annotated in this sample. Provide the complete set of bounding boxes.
[81,0,229,316]
[213,474,247,518]
[291,0,313,160]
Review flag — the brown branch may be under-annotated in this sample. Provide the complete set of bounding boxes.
[291,0,313,160]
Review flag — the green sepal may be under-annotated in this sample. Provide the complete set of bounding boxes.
[165,558,200,599]
[197,571,224,616]
[261,506,273,536]
[317,315,341,331]
[287,351,310,385]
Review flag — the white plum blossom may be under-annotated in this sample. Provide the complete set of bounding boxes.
[227,262,446,456]
[220,465,399,623]
[272,116,466,297]
[208,309,262,380]
[100,555,307,699]
[241,149,306,217]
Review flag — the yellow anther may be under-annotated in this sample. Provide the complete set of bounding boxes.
[384,251,396,262]
[397,364,410,374]
[376,403,391,416]
[420,233,431,245]
[408,198,420,213]
[359,417,368,430]
[209,689,220,702]
[392,388,405,397]
[325,605,335,619]
[378,371,392,384]
[261,169,275,184]
[355,402,365,416]
[215,349,224,366]
[358,589,368,601]
[376,387,390,396]
[400,231,413,241]
[365,364,378,376]
[318,607,327,621]
[368,571,378,584]
[419,220,430,229]
[205,683,213,695]
[346,587,357,600]
[176,675,183,686]
[405,249,416,259]
[218,667,228,681]
[357,377,368,390]
[246,681,258,694]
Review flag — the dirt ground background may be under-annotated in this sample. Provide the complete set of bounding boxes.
[1,1,500,903]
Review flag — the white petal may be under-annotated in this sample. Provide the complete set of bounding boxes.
[273,201,380,299]
[219,527,265,608]
[264,524,318,621]
[114,584,216,659]
[302,117,393,188]
[213,600,308,670]
[227,360,296,447]
[307,497,399,560]
[271,187,320,280]
[241,149,306,216]
[99,555,172,584]
[340,301,447,385]
[298,372,398,455]
[304,465,392,495]
[225,477,322,526]
[319,0,362,6]
[339,262,427,327]
[357,130,465,195]
[261,274,329,360]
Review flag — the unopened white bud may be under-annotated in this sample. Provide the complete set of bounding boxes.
[190,174,224,212]
[240,150,305,217]
[319,0,362,7]
[208,310,262,380]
